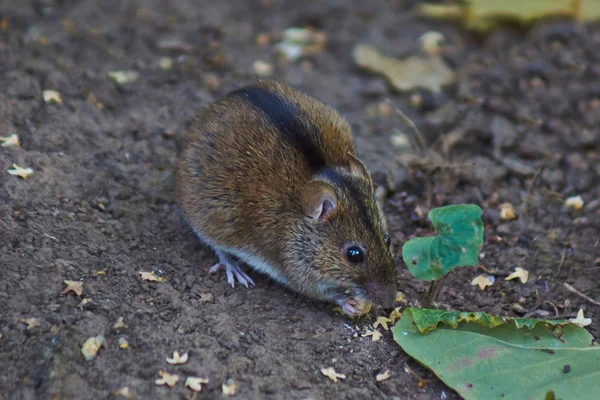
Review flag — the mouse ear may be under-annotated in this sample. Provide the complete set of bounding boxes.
[301,180,337,221]
[347,152,370,180]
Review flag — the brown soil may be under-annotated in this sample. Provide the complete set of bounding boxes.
[1,1,599,399]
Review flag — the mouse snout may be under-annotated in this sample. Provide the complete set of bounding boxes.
[364,280,396,308]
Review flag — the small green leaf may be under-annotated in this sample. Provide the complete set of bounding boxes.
[393,308,600,400]
[402,204,483,281]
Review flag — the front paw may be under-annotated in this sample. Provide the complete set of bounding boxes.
[340,297,372,317]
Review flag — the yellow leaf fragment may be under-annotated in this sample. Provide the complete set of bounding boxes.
[42,90,62,104]
[275,27,326,61]
[373,316,393,331]
[113,387,133,398]
[108,70,140,84]
[505,267,529,284]
[376,369,391,382]
[62,280,84,296]
[20,317,42,329]
[185,377,209,392]
[8,163,34,179]
[389,307,402,324]
[395,291,407,304]
[166,351,188,365]
[353,43,454,92]
[471,274,494,290]
[81,335,104,360]
[78,298,90,309]
[118,337,129,349]
[321,367,346,382]
[155,371,179,388]
[419,31,445,56]
[499,202,517,221]
[361,330,383,342]
[158,57,173,70]
[565,195,584,210]
[222,378,238,396]
[252,60,273,76]
[0,133,19,147]
[569,309,592,328]
[417,0,598,33]
[113,317,128,330]
[139,271,163,282]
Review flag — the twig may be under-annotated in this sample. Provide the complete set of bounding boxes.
[563,282,600,306]
[404,362,437,384]
[389,100,429,156]
[552,252,567,279]
[43,233,59,242]
[518,167,543,233]
[544,301,560,318]
[476,264,510,277]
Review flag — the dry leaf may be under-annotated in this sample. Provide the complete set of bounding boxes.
[321,367,346,382]
[389,307,402,324]
[253,60,273,76]
[118,337,129,349]
[20,317,42,329]
[81,335,104,360]
[62,280,84,296]
[417,0,600,33]
[42,90,62,104]
[222,378,238,396]
[471,274,494,290]
[395,292,407,304]
[113,387,133,399]
[0,134,19,147]
[353,43,455,92]
[108,70,140,84]
[569,309,592,328]
[8,163,34,179]
[275,27,326,61]
[185,377,209,392]
[419,31,444,56]
[499,202,517,220]
[78,298,90,309]
[166,351,188,365]
[139,271,163,282]
[155,371,179,388]
[373,316,393,331]
[376,369,391,382]
[195,291,214,303]
[505,267,529,284]
[113,317,128,330]
[86,93,105,110]
[361,330,383,342]
[565,196,584,210]
[158,57,173,70]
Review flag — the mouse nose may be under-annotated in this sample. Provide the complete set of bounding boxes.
[364,280,396,308]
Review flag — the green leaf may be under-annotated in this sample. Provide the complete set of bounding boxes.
[402,204,484,281]
[392,308,600,400]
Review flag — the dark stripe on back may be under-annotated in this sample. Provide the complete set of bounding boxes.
[321,168,376,233]
[230,86,326,171]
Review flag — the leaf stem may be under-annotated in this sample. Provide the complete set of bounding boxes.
[423,278,444,307]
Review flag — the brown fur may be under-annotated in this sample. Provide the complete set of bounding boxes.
[176,80,397,307]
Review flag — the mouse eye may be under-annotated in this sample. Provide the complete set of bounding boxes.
[384,234,391,248]
[346,246,364,263]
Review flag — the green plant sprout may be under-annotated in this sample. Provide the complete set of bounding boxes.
[402,204,484,305]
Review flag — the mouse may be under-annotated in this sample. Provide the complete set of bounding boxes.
[176,79,397,316]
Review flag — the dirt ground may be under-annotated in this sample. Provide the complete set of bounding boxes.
[1,1,599,399]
